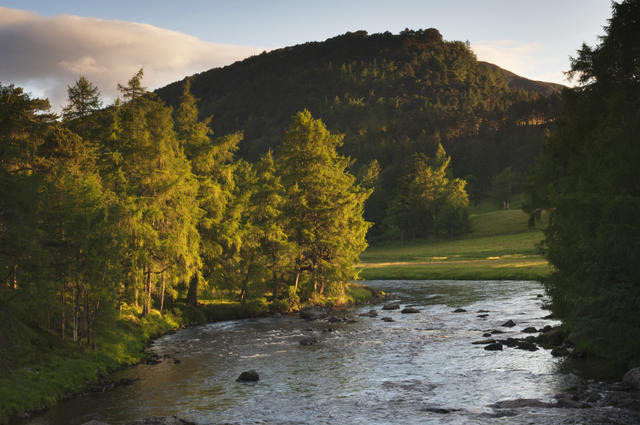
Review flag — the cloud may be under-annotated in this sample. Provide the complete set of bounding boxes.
[0,7,263,111]
[471,40,571,86]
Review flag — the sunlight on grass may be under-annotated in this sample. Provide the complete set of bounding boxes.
[360,208,551,281]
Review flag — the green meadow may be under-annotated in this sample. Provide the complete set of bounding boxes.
[359,206,552,281]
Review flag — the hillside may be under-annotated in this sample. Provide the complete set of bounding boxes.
[156,29,563,235]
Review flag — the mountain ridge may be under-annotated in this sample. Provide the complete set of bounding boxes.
[155,28,563,229]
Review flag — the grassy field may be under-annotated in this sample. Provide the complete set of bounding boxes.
[359,207,552,281]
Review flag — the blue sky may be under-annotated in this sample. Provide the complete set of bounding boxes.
[0,1,613,110]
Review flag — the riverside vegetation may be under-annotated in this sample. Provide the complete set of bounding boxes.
[0,74,372,422]
[3,2,640,421]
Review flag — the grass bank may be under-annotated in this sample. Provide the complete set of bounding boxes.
[0,283,373,423]
[359,208,552,281]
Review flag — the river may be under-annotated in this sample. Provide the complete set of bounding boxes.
[25,280,640,424]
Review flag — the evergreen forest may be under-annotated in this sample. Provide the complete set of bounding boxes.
[155,28,563,238]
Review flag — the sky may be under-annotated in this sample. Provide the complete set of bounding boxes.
[0,0,613,112]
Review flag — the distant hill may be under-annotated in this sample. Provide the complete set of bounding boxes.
[156,29,563,235]
[479,61,565,96]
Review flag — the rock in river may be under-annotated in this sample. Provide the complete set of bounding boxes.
[623,367,640,390]
[236,370,260,382]
[452,308,467,313]
[484,342,503,351]
[491,398,552,409]
[382,303,400,310]
[401,307,420,314]
[299,306,329,320]
[472,339,496,345]
[501,319,516,327]
[299,336,319,346]
[522,326,538,333]
[127,417,197,425]
[359,309,378,317]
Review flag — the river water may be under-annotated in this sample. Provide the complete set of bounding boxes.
[26,280,639,424]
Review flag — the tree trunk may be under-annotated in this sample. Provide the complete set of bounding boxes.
[60,283,66,340]
[143,266,151,317]
[186,273,199,307]
[159,273,166,315]
[10,262,17,288]
[72,284,79,343]
[293,267,301,294]
[271,268,278,300]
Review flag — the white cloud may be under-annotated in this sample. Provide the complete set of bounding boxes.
[0,7,263,111]
[472,40,540,75]
[471,40,571,86]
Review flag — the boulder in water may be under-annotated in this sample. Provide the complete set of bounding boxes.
[299,306,329,320]
[401,307,420,314]
[484,342,503,351]
[299,336,319,346]
[501,319,516,327]
[472,339,496,345]
[382,303,400,310]
[491,398,552,409]
[126,416,198,424]
[623,367,640,390]
[236,370,260,382]
[551,346,570,357]
[522,327,538,333]
[452,308,467,313]
[359,309,378,317]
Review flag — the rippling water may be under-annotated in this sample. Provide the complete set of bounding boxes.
[25,280,639,424]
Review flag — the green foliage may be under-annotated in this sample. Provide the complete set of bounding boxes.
[490,166,521,206]
[277,110,372,299]
[386,145,470,240]
[1,69,376,421]
[62,76,102,123]
[156,29,563,236]
[527,0,640,365]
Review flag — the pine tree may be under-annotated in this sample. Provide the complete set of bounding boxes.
[387,144,469,240]
[277,110,371,299]
[62,76,102,121]
[114,71,200,315]
[174,78,242,305]
[253,150,293,303]
[117,68,147,102]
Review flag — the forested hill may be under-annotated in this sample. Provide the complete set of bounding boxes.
[156,29,563,229]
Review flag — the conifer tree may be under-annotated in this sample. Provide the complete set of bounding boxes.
[277,110,371,298]
[174,78,242,305]
[387,144,469,240]
[114,71,200,315]
[253,150,293,302]
[62,76,102,121]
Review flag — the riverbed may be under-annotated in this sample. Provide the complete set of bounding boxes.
[25,280,640,424]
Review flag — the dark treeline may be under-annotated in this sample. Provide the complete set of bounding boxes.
[156,28,563,238]
[526,0,640,366]
[0,72,371,370]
